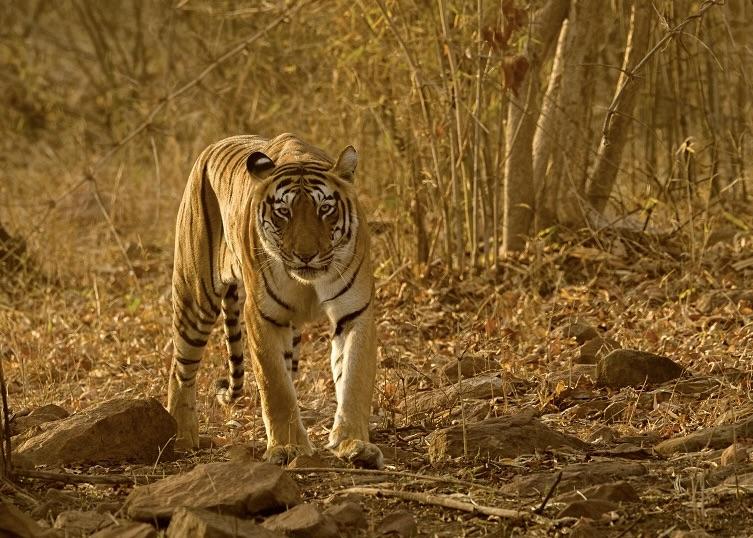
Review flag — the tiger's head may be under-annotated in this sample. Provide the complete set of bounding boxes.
[248,146,360,283]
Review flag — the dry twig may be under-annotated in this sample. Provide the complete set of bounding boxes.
[342,486,533,521]
[290,466,499,493]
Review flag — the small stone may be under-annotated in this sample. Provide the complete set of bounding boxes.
[441,355,500,382]
[90,521,157,538]
[54,510,112,536]
[10,404,69,436]
[167,507,281,538]
[411,375,527,414]
[378,510,418,536]
[262,503,338,538]
[125,461,300,522]
[428,413,587,462]
[0,501,49,538]
[577,337,620,365]
[596,350,684,389]
[569,519,602,538]
[227,443,264,463]
[720,443,752,466]
[561,321,600,345]
[557,499,619,519]
[14,398,176,466]
[324,501,367,531]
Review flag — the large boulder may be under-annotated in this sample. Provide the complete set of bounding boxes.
[596,349,684,388]
[125,461,300,522]
[428,413,587,462]
[14,398,176,466]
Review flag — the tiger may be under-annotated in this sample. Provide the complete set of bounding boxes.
[166,133,383,469]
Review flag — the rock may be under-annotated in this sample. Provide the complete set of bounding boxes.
[90,521,157,538]
[227,442,265,463]
[14,398,176,466]
[0,502,50,538]
[569,519,602,538]
[720,442,752,466]
[125,461,300,522]
[410,375,528,414]
[288,453,327,469]
[54,510,112,536]
[428,413,587,462]
[596,350,684,388]
[577,337,620,365]
[561,321,600,344]
[262,503,338,538]
[10,404,69,436]
[167,507,282,537]
[557,499,619,519]
[556,481,640,504]
[502,461,648,497]
[441,355,500,382]
[654,416,753,456]
[378,510,418,536]
[324,501,367,532]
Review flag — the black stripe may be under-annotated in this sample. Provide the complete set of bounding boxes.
[177,316,212,336]
[224,317,239,327]
[176,372,195,383]
[227,331,242,343]
[176,357,201,365]
[177,326,208,348]
[335,371,343,383]
[259,309,287,328]
[230,354,243,364]
[334,298,371,336]
[283,351,293,359]
[292,334,302,346]
[323,255,363,303]
[260,266,292,310]
[231,369,244,379]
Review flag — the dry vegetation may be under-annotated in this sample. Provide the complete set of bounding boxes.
[2,0,753,536]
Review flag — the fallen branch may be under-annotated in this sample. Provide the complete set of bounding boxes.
[341,486,532,521]
[290,466,499,493]
[15,469,148,485]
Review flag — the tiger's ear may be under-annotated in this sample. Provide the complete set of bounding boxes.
[332,145,358,182]
[247,151,275,179]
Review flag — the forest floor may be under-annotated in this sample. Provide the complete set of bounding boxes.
[3,227,753,536]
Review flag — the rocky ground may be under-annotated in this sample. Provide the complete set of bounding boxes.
[3,229,753,536]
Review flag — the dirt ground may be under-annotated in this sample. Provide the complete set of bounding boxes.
[3,228,753,536]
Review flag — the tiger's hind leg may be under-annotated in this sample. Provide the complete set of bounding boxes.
[167,288,222,450]
[216,283,246,404]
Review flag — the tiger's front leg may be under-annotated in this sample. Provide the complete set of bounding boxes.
[327,302,383,469]
[245,302,312,465]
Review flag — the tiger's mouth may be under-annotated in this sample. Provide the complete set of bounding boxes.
[289,264,328,280]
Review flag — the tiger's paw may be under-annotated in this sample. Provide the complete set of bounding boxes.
[331,439,384,469]
[264,444,312,466]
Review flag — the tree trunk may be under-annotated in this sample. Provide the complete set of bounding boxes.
[586,3,652,213]
[502,0,569,253]
[532,19,569,229]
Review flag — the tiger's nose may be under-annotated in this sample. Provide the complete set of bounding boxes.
[293,251,317,263]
